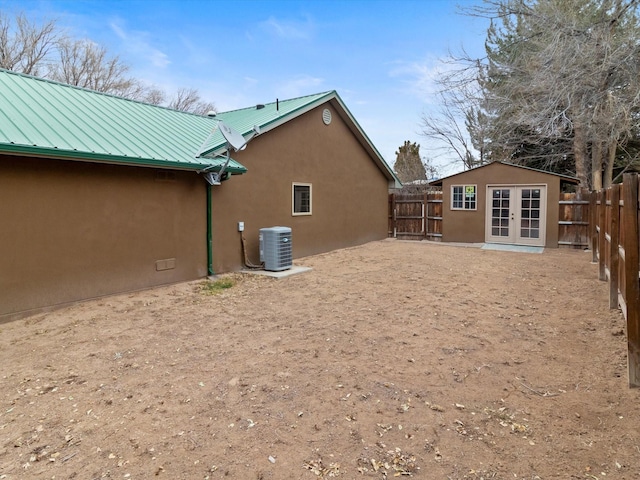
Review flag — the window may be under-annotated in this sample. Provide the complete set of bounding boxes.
[452,185,477,210]
[292,183,312,215]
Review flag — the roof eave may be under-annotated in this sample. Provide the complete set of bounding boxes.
[0,144,248,174]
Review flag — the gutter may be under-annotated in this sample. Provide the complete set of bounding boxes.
[206,183,214,276]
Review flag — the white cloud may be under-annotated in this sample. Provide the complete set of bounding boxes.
[276,75,325,98]
[260,15,314,40]
[109,20,170,69]
[388,56,458,102]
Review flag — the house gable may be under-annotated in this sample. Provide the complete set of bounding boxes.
[209,101,392,273]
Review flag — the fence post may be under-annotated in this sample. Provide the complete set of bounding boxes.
[390,193,397,238]
[590,190,598,263]
[622,173,640,387]
[599,189,607,281]
[423,192,428,239]
[609,184,620,309]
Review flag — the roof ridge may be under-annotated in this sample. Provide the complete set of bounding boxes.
[218,91,335,115]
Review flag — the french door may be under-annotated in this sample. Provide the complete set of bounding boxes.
[485,185,546,246]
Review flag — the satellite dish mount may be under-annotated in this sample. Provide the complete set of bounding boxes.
[196,120,261,186]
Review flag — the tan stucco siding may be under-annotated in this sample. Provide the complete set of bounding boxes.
[440,162,561,247]
[210,104,389,273]
[0,157,207,320]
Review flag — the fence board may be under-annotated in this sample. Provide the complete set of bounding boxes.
[622,173,640,387]
[388,192,442,240]
[609,185,621,309]
[558,191,590,248]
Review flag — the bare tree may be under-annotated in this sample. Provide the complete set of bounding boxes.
[0,11,218,116]
[420,60,487,171]
[49,38,144,97]
[142,87,167,106]
[168,87,216,115]
[0,12,61,76]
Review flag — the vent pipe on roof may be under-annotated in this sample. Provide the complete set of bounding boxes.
[276,98,279,111]
[256,104,265,110]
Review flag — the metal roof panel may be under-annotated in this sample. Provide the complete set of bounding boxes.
[0,69,246,173]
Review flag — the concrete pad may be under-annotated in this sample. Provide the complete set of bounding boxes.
[240,265,312,279]
[481,243,544,254]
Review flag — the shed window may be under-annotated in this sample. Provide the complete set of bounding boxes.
[292,183,312,215]
[452,185,477,210]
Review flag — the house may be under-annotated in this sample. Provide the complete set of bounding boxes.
[0,69,399,321]
[429,162,579,247]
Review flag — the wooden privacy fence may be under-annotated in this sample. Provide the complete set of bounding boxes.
[388,190,591,248]
[388,192,443,241]
[558,191,591,248]
[590,173,640,388]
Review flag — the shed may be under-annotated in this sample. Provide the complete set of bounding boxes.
[0,69,399,321]
[429,162,579,247]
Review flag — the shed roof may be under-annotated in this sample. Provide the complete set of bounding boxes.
[429,161,580,186]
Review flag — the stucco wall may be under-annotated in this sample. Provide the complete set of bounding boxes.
[210,103,390,273]
[0,157,207,321]
[440,162,562,247]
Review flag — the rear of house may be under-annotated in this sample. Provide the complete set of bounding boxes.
[0,69,398,321]
[208,99,394,273]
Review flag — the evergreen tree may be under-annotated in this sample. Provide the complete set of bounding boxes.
[394,141,427,184]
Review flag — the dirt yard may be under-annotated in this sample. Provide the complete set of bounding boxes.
[1,239,639,479]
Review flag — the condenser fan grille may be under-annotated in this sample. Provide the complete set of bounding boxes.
[259,227,292,271]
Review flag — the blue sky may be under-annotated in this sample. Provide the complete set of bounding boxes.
[2,0,488,176]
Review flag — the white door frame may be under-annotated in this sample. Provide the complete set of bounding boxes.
[485,184,547,246]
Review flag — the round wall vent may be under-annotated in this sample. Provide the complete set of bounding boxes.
[322,108,332,125]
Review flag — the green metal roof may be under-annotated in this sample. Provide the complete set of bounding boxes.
[0,69,400,187]
[0,69,246,174]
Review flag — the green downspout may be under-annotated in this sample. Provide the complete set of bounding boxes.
[206,183,214,276]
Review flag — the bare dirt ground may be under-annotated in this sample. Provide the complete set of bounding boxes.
[1,239,639,480]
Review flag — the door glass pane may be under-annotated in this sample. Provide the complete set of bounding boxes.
[490,189,511,237]
[519,187,542,241]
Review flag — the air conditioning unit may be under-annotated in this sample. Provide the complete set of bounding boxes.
[259,227,293,272]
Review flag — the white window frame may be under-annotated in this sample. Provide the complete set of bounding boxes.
[292,182,312,216]
[451,184,477,211]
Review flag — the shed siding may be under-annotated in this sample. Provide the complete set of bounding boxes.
[210,104,389,273]
[440,162,561,247]
[0,157,207,321]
